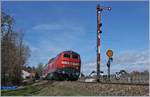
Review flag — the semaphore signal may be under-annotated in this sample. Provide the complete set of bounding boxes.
[96,4,111,82]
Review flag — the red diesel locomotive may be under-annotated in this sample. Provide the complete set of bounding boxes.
[43,51,81,80]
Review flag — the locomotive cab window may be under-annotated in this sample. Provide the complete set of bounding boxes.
[64,54,70,58]
[72,54,78,59]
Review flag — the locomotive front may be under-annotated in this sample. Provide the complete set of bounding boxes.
[44,51,81,81]
[56,51,81,80]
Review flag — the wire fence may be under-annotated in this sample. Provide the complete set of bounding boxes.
[101,73,149,84]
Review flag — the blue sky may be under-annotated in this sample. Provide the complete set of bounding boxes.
[2,1,149,75]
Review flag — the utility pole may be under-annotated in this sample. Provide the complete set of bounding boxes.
[96,5,111,82]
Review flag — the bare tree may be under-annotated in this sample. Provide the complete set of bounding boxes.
[36,63,44,77]
[1,11,30,86]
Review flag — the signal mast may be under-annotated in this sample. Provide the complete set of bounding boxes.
[96,5,111,82]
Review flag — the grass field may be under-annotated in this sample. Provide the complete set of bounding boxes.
[1,81,95,96]
[1,80,149,96]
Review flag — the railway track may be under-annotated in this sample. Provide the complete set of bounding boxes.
[77,80,149,86]
[40,79,149,86]
[36,79,149,86]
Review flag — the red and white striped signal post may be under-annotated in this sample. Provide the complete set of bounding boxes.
[96,5,111,82]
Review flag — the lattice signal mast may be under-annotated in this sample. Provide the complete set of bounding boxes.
[96,5,111,81]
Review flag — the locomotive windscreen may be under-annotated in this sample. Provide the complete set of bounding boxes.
[72,54,78,59]
[63,53,79,59]
[64,54,70,58]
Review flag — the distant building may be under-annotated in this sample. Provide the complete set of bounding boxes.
[31,70,36,78]
[21,70,31,79]
[22,69,36,79]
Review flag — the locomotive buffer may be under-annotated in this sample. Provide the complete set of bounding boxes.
[96,5,111,82]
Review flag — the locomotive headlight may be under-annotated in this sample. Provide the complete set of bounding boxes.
[73,63,79,66]
[67,62,70,64]
[62,61,67,64]
[62,61,80,66]
[62,71,65,74]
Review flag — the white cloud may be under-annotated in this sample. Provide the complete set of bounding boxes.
[113,50,148,66]
[81,50,148,75]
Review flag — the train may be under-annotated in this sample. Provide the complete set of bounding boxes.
[43,51,81,81]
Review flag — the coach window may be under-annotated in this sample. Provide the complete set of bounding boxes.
[64,54,70,58]
[72,54,78,59]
